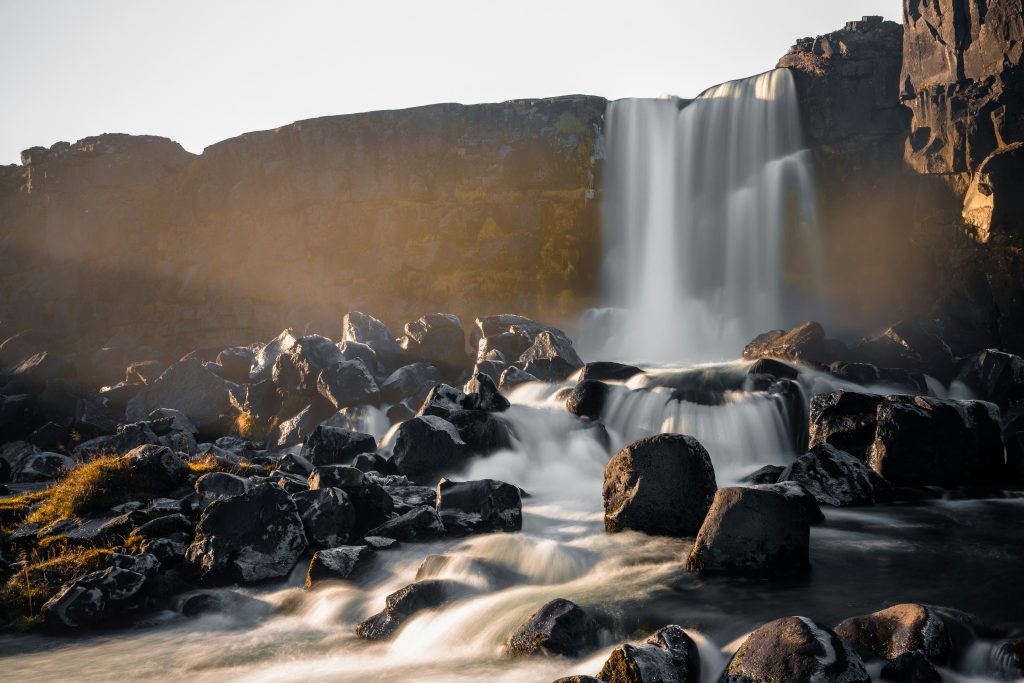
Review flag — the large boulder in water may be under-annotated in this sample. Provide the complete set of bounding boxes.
[566,379,609,419]
[365,505,445,542]
[868,395,1003,486]
[579,361,644,383]
[685,487,809,574]
[391,415,468,483]
[305,545,375,588]
[131,359,236,433]
[954,348,1024,408]
[834,603,983,664]
[185,483,307,583]
[505,598,599,657]
[808,391,884,461]
[435,478,522,535]
[603,434,717,537]
[779,443,882,506]
[722,616,869,682]
[597,624,700,683]
[742,321,845,365]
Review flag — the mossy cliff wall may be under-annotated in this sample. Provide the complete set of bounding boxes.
[0,97,605,356]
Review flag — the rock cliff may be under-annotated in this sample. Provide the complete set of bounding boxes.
[0,97,605,357]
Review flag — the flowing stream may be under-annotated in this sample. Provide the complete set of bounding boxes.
[1,370,1022,682]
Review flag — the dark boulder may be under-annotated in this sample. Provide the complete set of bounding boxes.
[365,505,444,542]
[435,478,522,535]
[13,352,76,391]
[869,396,1003,486]
[505,598,599,657]
[722,616,869,682]
[307,464,367,490]
[808,391,884,461]
[500,365,539,392]
[740,464,785,485]
[879,650,942,682]
[748,357,800,380]
[301,425,377,467]
[829,362,929,394]
[391,415,468,483]
[131,359,237,434]
[685,487,809,574]
[352,452,399,475]
[291,487,355,548]
[834,603,978,664]
[603,434,717,537]
[579,361,644,383]
[342,311,403,372]
[250,329,298,383]
[213,346,254,384]
[126,360,167,386]
[566,379,609,419]
[463,372,511,412]
[305,545,374,588]
[397,313,469,377]
[446,409,514,455]
[338,340,379,378]
[185,483,307,583]
[356,579,471,640]
[597,624,700,683]
[379,363,444,405]
[955,349,1024,408]
[742,321,844,365]
[748,481,825,525]
[779,443,882,506]
[518,331,584,382]
[852,321,956,383]
[317,359,380,409]
[41,554,160,629]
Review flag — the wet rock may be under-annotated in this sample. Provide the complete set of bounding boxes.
[339,340,380,378]
[213,346,255,384]
[954,349,1024,408]
[463,372,511,412]
[446,409,514,455]
[342,311,403,373]
[779,443,881,506]
[685,487,809,574]
[391,415,468,482]
[748,481,825,525]
[131,358,237,434]
[186,483,307,583]
[73,421,161,460]
[418,383,471,417]
[352,452,399,475]
[301,425,377,467]
[740,464,785,485]
[364,535,398,550]
[518,331,585,382]
[505,598,599,657]
[126,360,167,386]
[435,478,522,535]
[597,624,700,683]
[500,365,538,392]
[131,514,194,541]
[748,357,800,380]
[307,465,366,490]
[13,352,75,391]
[829,362,928,395]
[277,451,314,476]
[603,434,717,537]
[869,396,1003,486]
[879,650,942,682]
[397,313,469,376]
[742,321,842,364]
[305,545,374,587]
[579,361,644,382]
[722,616,869,682]
[356,579,471,640]
[808,391,884,461]
[41,552,159,629]
[566,379,609,419]
[365,505,444,542]
[317,359,380,408]
[250,329,299,383]
[291,487,355,548]
[271,400,336,448]
[379,362,444,405]
[834,603,962,663]
[989,638,1024,679]
[852,321,956,383]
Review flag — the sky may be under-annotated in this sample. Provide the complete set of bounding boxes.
[0,0,902,165]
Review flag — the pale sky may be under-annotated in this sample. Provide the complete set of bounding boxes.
[0,0,902,165]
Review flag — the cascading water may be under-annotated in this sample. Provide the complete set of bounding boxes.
[588,68,821,363]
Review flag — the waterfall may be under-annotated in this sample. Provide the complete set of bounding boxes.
[590,68,821,363]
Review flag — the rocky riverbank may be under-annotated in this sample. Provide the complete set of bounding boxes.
[2,307,1024,680]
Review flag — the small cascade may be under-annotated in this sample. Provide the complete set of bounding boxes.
[594,68,821,363]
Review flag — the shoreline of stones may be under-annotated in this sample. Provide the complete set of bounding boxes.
[1,311,1024,680]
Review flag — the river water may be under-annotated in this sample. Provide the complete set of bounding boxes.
[1,367,1021,682]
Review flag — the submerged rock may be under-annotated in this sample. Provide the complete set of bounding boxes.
[435,478,522,535]
[833,603,967,663]
[579,361,644,382]
[722,616,869,682]
[685,487,809,574]
[365,505,445,542]
[603,434,717,537]
[597,624,700,683]
[505,598,599,657]
[566,379,609,419]
[879,650,942,682]
[305,545,374,588]
[356,579,472,640]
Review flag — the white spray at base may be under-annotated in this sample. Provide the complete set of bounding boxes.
[584,68,822,364]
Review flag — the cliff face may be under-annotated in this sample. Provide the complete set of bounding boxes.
[0,97,605,357]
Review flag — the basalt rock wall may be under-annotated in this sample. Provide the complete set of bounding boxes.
[0,97,605,360]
